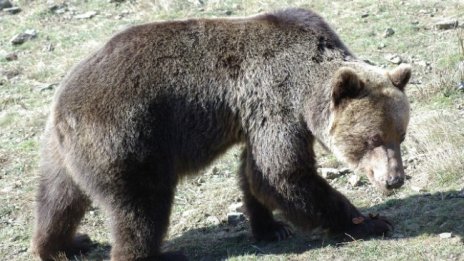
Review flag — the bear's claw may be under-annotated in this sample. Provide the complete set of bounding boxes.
[254,221,293,242]
[344,214,393,240]
[274,222,293,241]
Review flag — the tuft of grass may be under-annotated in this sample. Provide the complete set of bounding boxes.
[404,110,464,190]
[458,29,464,83]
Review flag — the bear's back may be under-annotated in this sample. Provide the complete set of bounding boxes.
[51,8,352,145]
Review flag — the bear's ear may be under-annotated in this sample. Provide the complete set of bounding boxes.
[388,64,411,91]
[332,67,364,107]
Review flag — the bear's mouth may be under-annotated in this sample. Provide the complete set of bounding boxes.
[365,169,404,195]
[386,176,405,189]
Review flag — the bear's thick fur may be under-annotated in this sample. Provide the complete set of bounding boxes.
[32,8,411,261]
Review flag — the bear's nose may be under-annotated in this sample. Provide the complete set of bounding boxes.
[386,176,404,189]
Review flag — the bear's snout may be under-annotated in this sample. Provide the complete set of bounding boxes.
[386,175,404,189]
[360,144,406,193]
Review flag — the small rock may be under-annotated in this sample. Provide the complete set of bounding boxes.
[3,6,21,14]
[415,60,428,67]
[434,20,458,30]
[55,8,67,15]
[206,215,220,226]
[348,174,361,186]
[38,83,57,91]
[181,209,196,218]
[49,3,68,14]
[195,176,205,185]
[210,166,219,175]
[0,0,12,10]
[16,247,28,254]
[383,28,395,38]
[439,232,452,239]
[115,10,130,19]
[339,167,352,175]
[385,54,402,64]
[1,186,13,193]
[43,42,54,52]
[362,58,375,65]
[458,61,464,71]
[2,68,21,79]
[5,53,17,61]
[10,29,37,45]
[227,212,245,226]
[74,11,97,19]
[48,4,59,11]
[409,79,423,85]
[457,82,464,91]
[411,185,427,192]
[378,42,386,49]
[228,202,244,213]
[319,168,341,179]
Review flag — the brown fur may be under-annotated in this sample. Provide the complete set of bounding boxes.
[32,8,410,260]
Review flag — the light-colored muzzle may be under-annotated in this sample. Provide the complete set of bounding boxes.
[361,143,405,194]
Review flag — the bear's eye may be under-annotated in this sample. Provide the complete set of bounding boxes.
[368,134,383,148]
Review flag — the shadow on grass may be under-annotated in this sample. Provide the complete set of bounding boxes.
[82,190,463,260]
[163,190,464,260]
[362,190,464,241]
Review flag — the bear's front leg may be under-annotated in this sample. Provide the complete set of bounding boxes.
[246,127,392,240]
[276,173,393,239]
[239,149,293,241]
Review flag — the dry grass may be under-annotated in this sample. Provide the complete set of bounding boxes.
[405,109,464,190]
[457,29,464,83]
[1,0,463,260]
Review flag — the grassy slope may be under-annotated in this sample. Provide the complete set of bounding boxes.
[0,0,463,260]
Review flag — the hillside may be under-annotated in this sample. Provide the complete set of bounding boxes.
[1,0,463,260]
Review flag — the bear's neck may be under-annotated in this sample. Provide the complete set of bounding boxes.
[301,61,343,152]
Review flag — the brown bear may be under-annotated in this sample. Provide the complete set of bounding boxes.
[31,8,411,261]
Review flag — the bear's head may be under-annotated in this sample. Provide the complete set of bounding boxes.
[329,63,411,194]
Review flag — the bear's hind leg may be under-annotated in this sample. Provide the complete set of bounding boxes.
[239,149,293,242]
[32,157,92,260]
